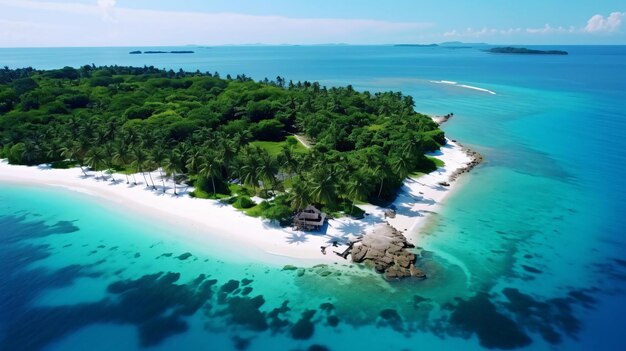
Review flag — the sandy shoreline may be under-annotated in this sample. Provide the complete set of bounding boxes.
[0,139,475,265]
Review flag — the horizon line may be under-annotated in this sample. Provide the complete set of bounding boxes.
[1,43,626,49]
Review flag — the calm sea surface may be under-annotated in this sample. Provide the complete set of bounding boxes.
[1,45,625,350]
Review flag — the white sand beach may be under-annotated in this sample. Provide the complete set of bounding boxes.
[0,139,473,264]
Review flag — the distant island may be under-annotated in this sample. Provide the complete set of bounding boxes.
[394,44,438,47]
[129,50,195,55]
[486,47,568,55]
[439,41,488,48]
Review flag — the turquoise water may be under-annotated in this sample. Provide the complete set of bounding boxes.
[1,45,625,350]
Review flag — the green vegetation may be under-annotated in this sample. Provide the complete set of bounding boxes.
[250,136,308,157]
[0,65,446,221]
[427,156,445,168]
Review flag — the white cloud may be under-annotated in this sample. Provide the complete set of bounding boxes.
[526,24,576,34]
[443,27,519,38]
[0,0,433,46]
[443,10,625,40]
[584,12,625,33]
[97,0,116,20]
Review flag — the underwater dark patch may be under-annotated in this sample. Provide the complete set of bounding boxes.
[327,315,340,327]
[291,310,316,340]
[177,252,192,260]
[232,335,252,350]
[224,295,268,331]
[413,294,430,307]
[449,292,532,349]
[218,279,240,303]
[521,265,542,274]
[614,258,626,268]
[137,314,189,347]
[267,300,291,332]
[0,270,215,351]
[500,287,595,345]
[0,214,79,244]
[221,280,240,293]
[379,309,403,332]
[320,302,334,312]
[308,345,331,351]
[568,290,596,308]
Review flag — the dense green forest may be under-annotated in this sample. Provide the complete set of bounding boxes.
[0,65,445,222]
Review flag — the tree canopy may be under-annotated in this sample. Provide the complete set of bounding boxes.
[0,65,446,216]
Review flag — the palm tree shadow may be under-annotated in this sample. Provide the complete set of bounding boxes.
[331,221,367,236]
[212,200,230,208]
[394,205,423,217]
[36,164,52,171]
[286,232,309,245]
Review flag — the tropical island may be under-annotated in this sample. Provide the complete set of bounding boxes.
[0,65,476,273]
[486,47,568,55]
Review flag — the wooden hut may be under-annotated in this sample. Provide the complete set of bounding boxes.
[293,205,326,231]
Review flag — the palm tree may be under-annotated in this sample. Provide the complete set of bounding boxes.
[164,151,181,195]
[310,175,336,206]
[113,141,132,184]
[185,149,202,176]
[278,146,299,178]
[131,147,149,188]
[61,142,88,176]
[288,176,311,211]
[85,148,105,180]
[371,163,386,198]
[151,146,167,192]
[403,136,423,160]
[102,143,117,183]
[392,154,411,180]
[257,152,278,192]
[198,152,223,196]
[345,175,369,215]
[144,158,158,190]
[238,155,260,194]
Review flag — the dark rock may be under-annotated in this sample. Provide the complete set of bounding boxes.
[348,223,425,280]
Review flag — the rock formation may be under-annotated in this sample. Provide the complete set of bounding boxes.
[449,145,483,182]
[347,223,426,280]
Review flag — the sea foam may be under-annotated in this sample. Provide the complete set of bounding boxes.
[430,80,496,95]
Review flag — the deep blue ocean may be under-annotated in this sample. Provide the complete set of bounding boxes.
[1,45,625,350]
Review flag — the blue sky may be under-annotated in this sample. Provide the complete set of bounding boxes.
[0,0,624,47]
